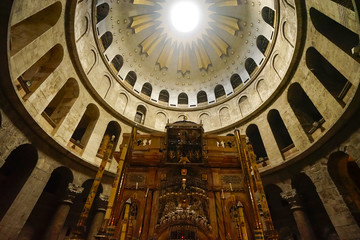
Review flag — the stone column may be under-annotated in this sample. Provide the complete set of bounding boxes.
[87,194,109,240]
[281,189,316,240]
[44,183,84,240]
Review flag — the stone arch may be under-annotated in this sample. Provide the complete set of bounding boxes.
[159,90,169,103]
[16,44,64,100]
[10,1,62,55]
[19,167,73,239]
[199,112,210,130]
[125,71,137,87]
[219,106,231,126]
[0,144,38,221]
[87,49,97,74]
[134,105,147,124]
[262,6,275,27]
[291,173,338,239]
[155,112,167,130]
[256,35,270,55]
[238,95,251,117]
[214,84,226,100]
[272,53,283,79]
[328,151,360,225]
[310,7,359,63]
[230,74,242,91]
[287,82,324,138]
[76,15,89,42]
[96,2,110,23]
[42,78,79,132]
[97,121,121,158]
[178,93,188,105]
[100,31,113,51]
[197,90,208,104]
[111,55,123,73]
[141,82,152,98]
[282,20,295,48]
[98,75,112,98]
[245,58,258,76]
[306,47,351,107]
[256,79,270,102]
[268,109,295,157]
[69,104,100,152]
[246,124,268,162]
[116,92,128,114]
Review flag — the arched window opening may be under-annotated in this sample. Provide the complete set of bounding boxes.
[0,144,38,221]
[310,8,359,63]
[262,7,275,27]
[96,3,110,23]
[125,71,137,87]
[197,91,208,104]
[10,2,62,55]
[256,35,270,55]
[331,0,354,10]
[328,152,360,226]
[42,78,79,131]
[69,104,100,152]
[230,74,243,90]
[246,124,268,163]
[111,55,123,72]
[245,58,258,76]
[61,180,103,237]
[265,184,299,239]
[178,93,188,105]
[134,105,147,124]
[268,110,295,157]
[306,47,352,107]
[100,31,113,51]
[141,82,152,97]
[292,173,338,239]
[16,44,64,100]
[287,83,324,139]
[18,167,73,239]
[214,85,226,99]
[159,90,169,103]
[97,121,121,158]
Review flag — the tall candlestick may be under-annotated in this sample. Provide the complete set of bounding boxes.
[229,183,233,192]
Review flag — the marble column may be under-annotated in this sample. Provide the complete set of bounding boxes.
[87,194,109,240]
[281,189,316,240]
[44,183,84,240]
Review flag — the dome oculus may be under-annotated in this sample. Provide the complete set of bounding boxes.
[170,1,200,33]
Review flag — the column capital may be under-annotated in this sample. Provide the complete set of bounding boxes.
[95,193,109,212]
[62,183,84,204]
[280,189,302,210]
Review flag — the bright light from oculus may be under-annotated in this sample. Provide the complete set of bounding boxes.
[170,1,200,33]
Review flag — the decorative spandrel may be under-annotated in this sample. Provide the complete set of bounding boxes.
[166,123,203,164]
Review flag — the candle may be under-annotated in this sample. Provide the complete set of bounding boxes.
[145,187,149,198]
[221,189,225,199]
[136,182,138,190]
[229,183,233,191]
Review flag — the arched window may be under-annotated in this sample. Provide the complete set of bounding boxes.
[125,71,137,87]
[0,144,38,220]
[230,74,242,90]
[111,55,123,72]
[141,82,152,97]
[16,44,64,100]
[245,58,258,76]
[100,31,113,51]
[292,173,338,238]
[267,109,294,156]
[262,7,275,27]
[159,90,169,103]
[19,167,73,239]
[287,83,324,136]
[256,35,270,54]
[10,2,62,55]
[306,47,351,107]
[178,93,188,105]
[134,105,146,124]
[246,124,268,162]
[97,121,121,158]
[96,3,110,23]
[310,8,359,63]
[214,85,225,99]
[197,91,208,104]
[42,78,79,131]
[70,104,100,151]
